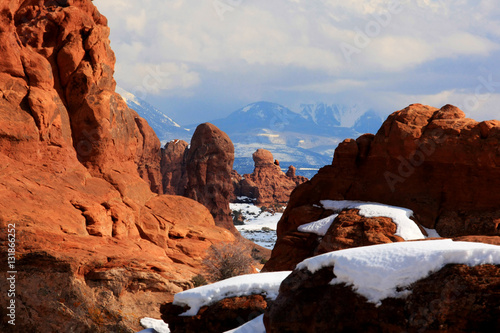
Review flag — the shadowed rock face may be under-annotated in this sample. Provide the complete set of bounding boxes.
[264,264,500,333]
[162,139,189,195]
[0,1,234,331]
[264,104,500,272]
[161,295,269,333]
[159,124,237,233]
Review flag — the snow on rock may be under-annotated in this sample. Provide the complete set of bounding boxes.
[138,317,170,333]
[297,239,500,306]
[320,200,425,240]
[297,214,338,236]
[173,271,292,316]
[224,314,265,333]
[423,226,441,238]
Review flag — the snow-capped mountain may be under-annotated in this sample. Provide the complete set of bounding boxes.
[116,87,191,143]
[207,102,383,177]
[120,96,383,178]
[209,101,305,133]
[299,103,381,134]
[353,109,384,134]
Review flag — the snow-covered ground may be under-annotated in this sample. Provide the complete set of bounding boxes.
[230,203,283,249]
[297,239,500,306]
[173,271,292,316]
[298,200,440,240]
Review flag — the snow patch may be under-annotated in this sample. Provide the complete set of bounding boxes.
[139,317,170,333]
[224,314,265,333]
[297,214,338,236]
[423,226,441,238]
[320,200,425,240]
[173,272,292,316]
[297,240,500,306]
[231,203,282,249]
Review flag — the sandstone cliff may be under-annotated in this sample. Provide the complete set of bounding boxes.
[0,1,234,331]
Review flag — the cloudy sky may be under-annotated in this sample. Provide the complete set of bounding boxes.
[93,0,500,125]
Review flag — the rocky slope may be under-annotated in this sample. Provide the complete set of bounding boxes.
[264,104,500,271]
[0,1,234,331]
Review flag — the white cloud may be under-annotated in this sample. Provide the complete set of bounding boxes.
[115,62,200,95]
[371,89,500,122]
[92,0,500,123]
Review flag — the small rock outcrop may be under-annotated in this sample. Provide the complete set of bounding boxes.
[265,104,500,272]
[161,295,269,333]
[234,149,308,206]
[264,264,500,332]
[264,208,407,271]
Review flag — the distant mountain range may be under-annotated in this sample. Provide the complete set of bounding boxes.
[117,88,383,178]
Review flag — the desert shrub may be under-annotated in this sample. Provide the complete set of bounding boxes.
[232,210,245,226]
[202,241,254,282]
[191,274,208,287]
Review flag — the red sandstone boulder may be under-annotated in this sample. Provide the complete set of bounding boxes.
[264,264,500,332]
[161,295,269,333]
[264,209,406,271]
[315,209,405,255]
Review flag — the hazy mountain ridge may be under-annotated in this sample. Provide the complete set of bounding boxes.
[116,87,192,143]
[120,93,383,177]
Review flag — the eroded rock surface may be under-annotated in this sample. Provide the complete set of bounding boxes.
[0,1,234,331]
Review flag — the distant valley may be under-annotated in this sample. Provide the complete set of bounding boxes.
[118,88,383,178]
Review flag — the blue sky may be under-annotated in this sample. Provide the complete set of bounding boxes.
[93,0,500,125]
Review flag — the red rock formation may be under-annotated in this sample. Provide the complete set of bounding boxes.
[161,139,189,195]
[159,125,238,234]
[0,1,234,331]
[264,264,500,332]
[161,295,269,333]
[265,104,500,271]
[235,149,308,206]
[184,123,237,233]
[316,209,404,253]
[264,209,406,271]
